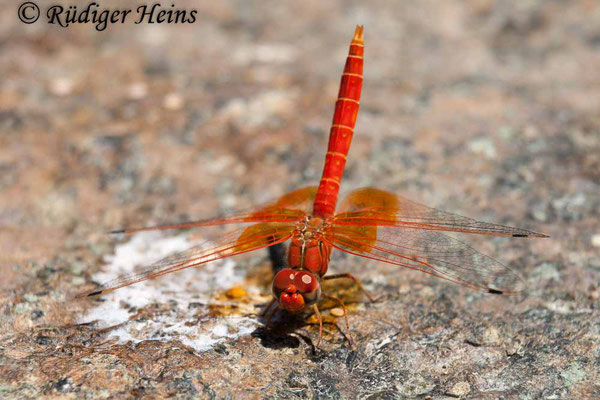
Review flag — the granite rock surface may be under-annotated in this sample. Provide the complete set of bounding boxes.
[1,1,599,398]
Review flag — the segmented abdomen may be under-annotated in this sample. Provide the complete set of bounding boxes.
[313,26,364,218]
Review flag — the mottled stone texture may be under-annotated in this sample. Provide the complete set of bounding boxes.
[1,0,599,398]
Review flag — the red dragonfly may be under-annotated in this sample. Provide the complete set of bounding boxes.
[80,26,547,346]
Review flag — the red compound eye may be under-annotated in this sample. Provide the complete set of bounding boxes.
[293,271,319,294]
[273,268,295,292]
[272,269,321,308]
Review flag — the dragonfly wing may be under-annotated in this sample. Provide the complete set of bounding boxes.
[335,188,547,238]
[265,186,317,212]
[325,224,526,294]
[112,186,317,234]
[78,223,295,297]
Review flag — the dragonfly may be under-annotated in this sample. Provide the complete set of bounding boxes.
[79,26,547,346]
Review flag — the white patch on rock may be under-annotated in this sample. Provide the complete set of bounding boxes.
[50,77,74,96]
[448,381,471,397]
[591,234,600,248]
[468,137,497,159]
[79,232,262,352]
[218,89,298,127]
[233,44,297,65]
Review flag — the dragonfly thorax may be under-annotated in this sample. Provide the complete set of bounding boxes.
[287,216,331,277]
[293,216,328,237]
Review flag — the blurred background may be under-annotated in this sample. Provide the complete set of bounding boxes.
[1,0,598,398]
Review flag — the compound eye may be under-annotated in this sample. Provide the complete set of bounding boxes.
[273,268,295,292]
[293,271,319,294]
[292,271,321,305]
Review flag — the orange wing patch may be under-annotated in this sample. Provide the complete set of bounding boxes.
[329,188,400,252]
[234,222,294,252]
[335,188,399,225]
[271,186,318,210]
[330,225,378,253]
[338,188,398,213]
[249,186,317,218]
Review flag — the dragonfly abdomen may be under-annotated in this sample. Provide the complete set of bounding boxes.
[313,26,364,218]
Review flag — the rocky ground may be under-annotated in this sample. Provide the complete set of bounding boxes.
[1,0,599,398]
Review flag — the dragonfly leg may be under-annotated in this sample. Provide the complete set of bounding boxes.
[260,298,277,317]
[303,321,352,346]
[265,302,280,328]
[312,304,323,348]
[323,273,375,302]
[322,293,353,347]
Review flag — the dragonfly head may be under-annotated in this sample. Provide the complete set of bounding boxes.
[272,268,321,312]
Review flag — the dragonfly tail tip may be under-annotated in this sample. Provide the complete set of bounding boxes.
[487,288,504,295]
[353,26,364,43]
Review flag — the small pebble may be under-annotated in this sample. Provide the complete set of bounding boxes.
[483,326,501,345]
[448,381,471,397]
[50,78,74,96]
[72,276,86,286]
[24,293,39,303]
[163,92,183,110]
[468,137,496,159]
[330,307,345,317]
[420,286,435,298]
[127,83,148,100]
[224,287,247,299]
[398,284,410,295]
[591,234,600,248]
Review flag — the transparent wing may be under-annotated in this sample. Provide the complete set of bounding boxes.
[334,188,547,238]
[78,222,295,297]
[112,186,317,234]
[325,224,526,294]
